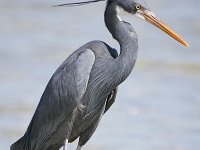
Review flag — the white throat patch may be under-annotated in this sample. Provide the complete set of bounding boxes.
[115,6,122,21]
[115,6,130,22]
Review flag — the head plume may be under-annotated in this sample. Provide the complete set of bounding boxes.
[53,0,106,7]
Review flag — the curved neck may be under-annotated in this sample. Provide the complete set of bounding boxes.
[104,3,138,83]
[105,4,129,46]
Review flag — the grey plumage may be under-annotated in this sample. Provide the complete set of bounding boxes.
[11,0,139,149]
[11,0,186,149]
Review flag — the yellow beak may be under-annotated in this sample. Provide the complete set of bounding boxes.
[139,10,189,47]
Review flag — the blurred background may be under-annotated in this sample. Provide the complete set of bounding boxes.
[0,0,200,149]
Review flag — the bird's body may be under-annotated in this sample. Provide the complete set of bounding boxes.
[11,26,137,149]
[11,0,188,150]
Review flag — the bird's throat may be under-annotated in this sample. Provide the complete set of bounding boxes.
[104,3,138,84]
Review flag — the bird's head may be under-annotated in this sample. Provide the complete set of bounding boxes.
[107,0,189,47]
[54,0,189,47]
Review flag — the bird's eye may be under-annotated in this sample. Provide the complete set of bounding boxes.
[135,4,141,10]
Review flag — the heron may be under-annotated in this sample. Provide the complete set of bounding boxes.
[11,0,189,150]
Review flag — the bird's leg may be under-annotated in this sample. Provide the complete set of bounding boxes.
[63,139,68,150]
[76,145,82,150]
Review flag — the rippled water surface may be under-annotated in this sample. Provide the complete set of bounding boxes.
[0,0,200,150]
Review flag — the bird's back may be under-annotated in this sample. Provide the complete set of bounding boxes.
[11,40,118,150]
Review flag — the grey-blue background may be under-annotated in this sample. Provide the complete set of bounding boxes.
[0,0,200,149]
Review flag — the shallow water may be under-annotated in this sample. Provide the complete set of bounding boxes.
[0,0,200,150]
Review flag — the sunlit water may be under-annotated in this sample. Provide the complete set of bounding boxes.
[0,0,200,150]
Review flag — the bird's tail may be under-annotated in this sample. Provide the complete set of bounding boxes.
[10,137,23,150]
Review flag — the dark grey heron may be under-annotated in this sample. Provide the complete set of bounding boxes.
[11,0,189,150]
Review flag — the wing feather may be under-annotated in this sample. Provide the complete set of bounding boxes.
[16,49,95,149]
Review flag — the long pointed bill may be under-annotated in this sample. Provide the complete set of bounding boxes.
[139,10,189,47]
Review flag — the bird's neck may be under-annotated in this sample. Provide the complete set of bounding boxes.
[104,4,138,83]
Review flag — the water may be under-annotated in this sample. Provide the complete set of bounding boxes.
[0,0,200,149]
